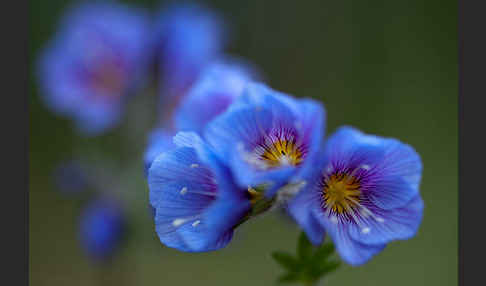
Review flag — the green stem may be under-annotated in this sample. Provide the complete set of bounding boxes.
[234,196,277,228]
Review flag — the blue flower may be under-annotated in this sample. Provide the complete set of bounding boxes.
[78,199,126,261]
[148,132,251,252]
[287,126,424,266]
[144,128,176,175]
[174,59,259,134]
[204,82,326,197]
[155,3,226,94]
[37,2,151,135]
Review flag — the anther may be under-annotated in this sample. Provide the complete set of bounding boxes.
[192,220,201,227]
[190,164,199,168]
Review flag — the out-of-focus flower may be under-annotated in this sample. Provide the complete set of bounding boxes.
[204,83,326,197]
[287,126,424,266]
[78,199,126,261]
[144,128,176,175]
[155,3,226,95]
[148,132,250,252]
[37,2,151,135]
[52,160,89,196]
[174,59,259,134]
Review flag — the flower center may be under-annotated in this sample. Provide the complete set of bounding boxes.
[260,139,303,168]
[91,61,126,95]
[322,173,361,215]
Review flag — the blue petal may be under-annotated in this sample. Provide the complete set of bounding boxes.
[288,98,326,182]
[155,3,226,90]
[324,126,386,170]
[287,185,326,245]
[233,82,298,128]
[78,199,125,260]
[149,147,216,252]
[177,226,233,252]
[144,129,175,175]
[174,60,256,134]
[369,137,423,196]
[148,138,250,252]
[74,101,122,136]
[348,194,424,245]
[174,132,252,237]
[313,208,386,266]
[148,147,213,212]
[325,126,422,209]
[205,104,275,160]
[365,175,419,210]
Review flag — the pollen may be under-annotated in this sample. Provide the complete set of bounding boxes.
[322,173,361,215]
[260,139,303,168]
[247,186,263,204]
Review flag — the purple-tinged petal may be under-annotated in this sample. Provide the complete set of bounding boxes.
[174,59,257,134]
[155,3,226,92]
[348,195,424,245]
[144,128,176,175]
[287,185,326,245]
[313,208,386,266]
[148,135,250,252]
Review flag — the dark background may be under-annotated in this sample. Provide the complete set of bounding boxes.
[29,0,457,285]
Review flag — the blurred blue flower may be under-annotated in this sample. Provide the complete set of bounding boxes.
[155,3,226,94]
[78,199,126,261]
[174,59,259,134]
[204,83,326,197]
[37,2,151,135]
[287,126,424,266]
[144,128,176,175]
[148,132,250,252]
[52,160,89,196]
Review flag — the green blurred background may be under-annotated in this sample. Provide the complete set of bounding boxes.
[29,0,457,285]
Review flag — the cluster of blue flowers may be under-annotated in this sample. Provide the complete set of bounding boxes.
[38,0,253,262]
[38,1,423,267]
[147,82,424,266]
[38,1,230,136]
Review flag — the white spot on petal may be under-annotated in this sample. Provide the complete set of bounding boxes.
[192,220,201,227]
[190,164,199,168]
[180,187,188,195]
[360,164,370,171]
[172,218,187,227]
[362,227,371,234]
[360,210,370,218]
[376,217,385,223]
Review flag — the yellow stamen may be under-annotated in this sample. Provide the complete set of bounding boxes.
[322,173,361,214]
[248,187,263,205]
[260,139,303,168]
